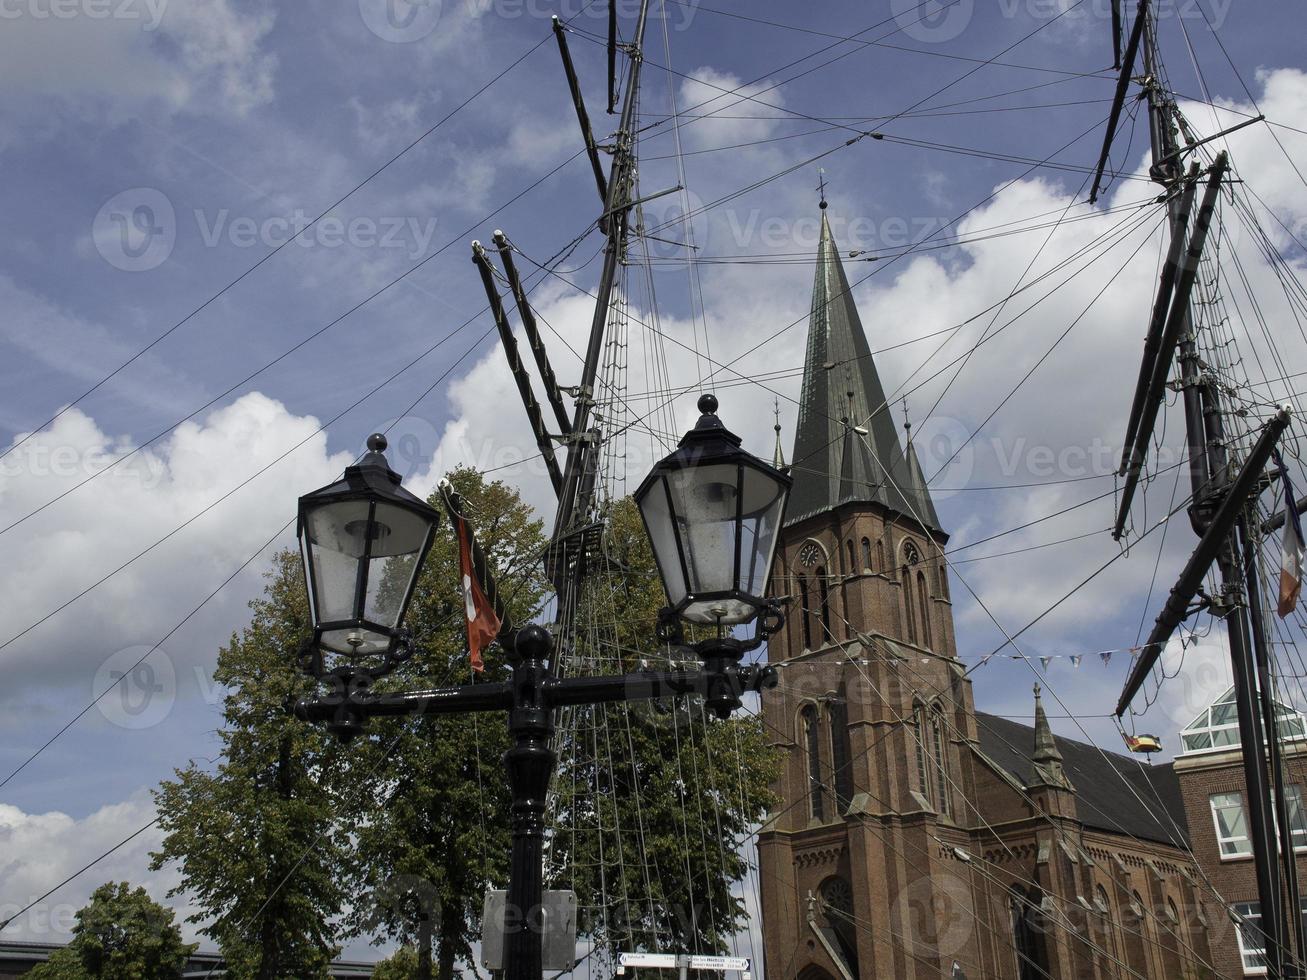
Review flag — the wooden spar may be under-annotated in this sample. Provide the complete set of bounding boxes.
[1110,0,1123,70]
[1088,0,1148,205]
[470,241,564,496]
[607,0,617,114]
[552,16,610,216]
[1113,154,1228,540]
[1116,406,1291,717]
[1117,163,1200,474]
[549,0,653,583]
[437,480,515,642]
[492,230,573,437]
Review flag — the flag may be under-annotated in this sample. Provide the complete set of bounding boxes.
[1039,657,1051,671]
[1071,655,1082,668]
[1100,651,1112,666]
[1275,449,1304,617]
[456,513,500,672]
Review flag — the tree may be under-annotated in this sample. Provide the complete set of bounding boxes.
[549,498,780,959]
[27,881,196,979]
[151,551,349,980]
[370,946,419,980]
[341,466,549,980]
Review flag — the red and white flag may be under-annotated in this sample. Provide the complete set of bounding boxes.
[1276,450,1304,618]
[456,515,500,672]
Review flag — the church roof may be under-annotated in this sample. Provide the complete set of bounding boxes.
[787,210,939,532]
[975,712,1189,848]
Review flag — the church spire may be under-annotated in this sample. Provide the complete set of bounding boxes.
[1031,683,1071,789]
[903,408,942,530]
[772,399,789,473]
[787,201,940,531]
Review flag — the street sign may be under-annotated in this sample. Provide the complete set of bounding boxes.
[689,955,750,971]
[620,953,679,968]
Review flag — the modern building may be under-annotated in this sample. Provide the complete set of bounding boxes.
[1172,687,1307,977]
[0,940,376,979]
[756,204,1217,979]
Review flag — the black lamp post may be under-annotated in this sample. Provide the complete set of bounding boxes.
[294,397,790,979]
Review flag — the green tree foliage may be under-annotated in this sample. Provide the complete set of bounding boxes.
[369,946,419,980]
[549,498,781,958]
[342,467,549,980]
[27,882,196,979]
[151,550,348,980]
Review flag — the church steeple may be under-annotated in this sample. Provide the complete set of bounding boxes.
[772,399,789,473]
[1031,684,1072,790]
[788,205,940,532]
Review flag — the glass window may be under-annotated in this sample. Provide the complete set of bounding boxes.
[1236,902,1267,973]
[1180,688,1307,756]
[1287,785,1307,850]
[1211,792,1252,857]
[914,703,930,806]
[861,537,871,570]
[803,705,824,822]
[931,707,950,818]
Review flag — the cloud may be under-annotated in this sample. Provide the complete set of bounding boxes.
[0,391,351,711]
[0,791,183,942]
[0,0,277,134]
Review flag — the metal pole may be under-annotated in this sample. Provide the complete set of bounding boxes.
[1244,521,1307,978]
[504,627,557,980]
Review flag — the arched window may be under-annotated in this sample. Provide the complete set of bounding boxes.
[798,577,813,650]
[1094,884,1119,969]
[845,539,855,574]
[913,701,931,806]
[902,563,917,643]
[931,704,950,817]
[819,877,860,977]
[829,692,853,813]
[861,537,872,571]
[817,566,831,641]
[917,571,932,647]
[876,539,884,572]
[1010,888,1048,980]
[802,705,824,821]
[934,548,949,599]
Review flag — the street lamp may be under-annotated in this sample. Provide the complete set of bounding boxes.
[294,402,787,978]
[295,434,440,734]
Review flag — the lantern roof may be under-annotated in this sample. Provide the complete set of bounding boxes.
[298,434,438,518]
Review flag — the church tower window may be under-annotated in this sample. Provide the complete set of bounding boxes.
[930,703,950,817]
[816,566,831,641]
[829,692,853,812]
[917,571,932,647]
[913,701,930,807]
[902,561,917,644]
[798,576,813,650]
[845,539,855,574]
[802,705,824,821]
[861,537,872,571]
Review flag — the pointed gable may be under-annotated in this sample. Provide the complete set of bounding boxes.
[788,209,941,533]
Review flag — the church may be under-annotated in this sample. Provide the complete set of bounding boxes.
[756,204,1216,979]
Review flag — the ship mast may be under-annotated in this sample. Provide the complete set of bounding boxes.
[1111,3,1301,974]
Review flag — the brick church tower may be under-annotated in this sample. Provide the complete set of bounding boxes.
[756,203,979,980]
[755,205,1212,980]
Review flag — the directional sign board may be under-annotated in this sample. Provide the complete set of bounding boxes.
[620,953,679,968]
[689,956,750,971]
[616,953,750,974]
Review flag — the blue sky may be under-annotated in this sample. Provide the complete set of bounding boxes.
[2,0,1306,959]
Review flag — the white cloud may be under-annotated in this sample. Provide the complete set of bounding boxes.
[0,0,277,132]
[0,391,351,706]
[0,791,184,942]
